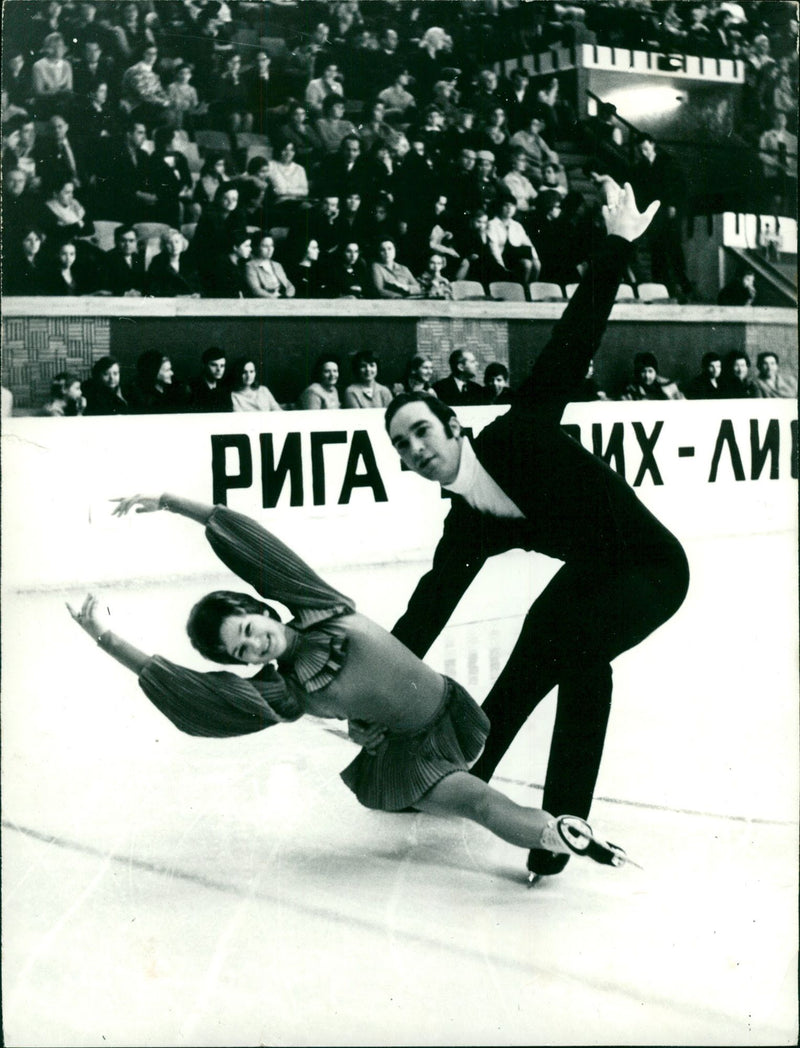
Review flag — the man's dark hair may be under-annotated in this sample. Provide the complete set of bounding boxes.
[187,590,281,664]
[384,391,457,435]
[638,133,655,146]
[448,348,471,375]
[115,224,136,244]
[757,351,779,365]
[322,93,345,116]
[202,346,226,365]
[701,352,721,368]
[726,349,750,366]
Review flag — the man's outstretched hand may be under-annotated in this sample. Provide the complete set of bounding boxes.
[602,181,660,243]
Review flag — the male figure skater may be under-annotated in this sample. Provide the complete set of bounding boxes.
[385,183,689,880]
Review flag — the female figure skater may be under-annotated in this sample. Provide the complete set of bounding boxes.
[68,494,632,880]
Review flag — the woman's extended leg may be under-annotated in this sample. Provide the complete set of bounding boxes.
[414,771,565,852]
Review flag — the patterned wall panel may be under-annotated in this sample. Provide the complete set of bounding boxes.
[416,317,508,385]
[2,316,111,410]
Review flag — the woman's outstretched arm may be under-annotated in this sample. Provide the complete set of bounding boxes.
[111,492,214,524]
[67,593,149,674]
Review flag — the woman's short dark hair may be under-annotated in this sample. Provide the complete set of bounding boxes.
[351,348,377,374]
[484,361,509,383]
[634,352,658,371]
[187,590,282,664]
[313,353,340,382]
[384,391,457,434]
[91,355,119,380]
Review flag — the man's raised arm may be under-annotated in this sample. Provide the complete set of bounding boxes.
[516,182,660,414]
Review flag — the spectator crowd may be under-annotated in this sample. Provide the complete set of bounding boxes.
[3,0,795,303]
[14,341,794,422]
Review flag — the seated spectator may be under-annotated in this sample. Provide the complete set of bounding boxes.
[206,228,253,298]
[266,141,309,224]
[3,226,47,295]
[149,126,193,228]
[683,352,724,399]
[478,105,511,174]
[717,272,756,306]
[358,100,401,155]
[401,354,435,395]
[12,118,43,193]
[230,356,282,412]
[533,77,561,146]
[418,252,453,300]
[472,149,504,217]
[441,109,480,163]
[371,238,421,298]
[315,94,358,156]
[39,372,85,417]
[433,349,485,406]
[191,183,245,292]
[245,232,295,298]
[278,103,323,170]
[454,208,507,289]
[72,39,117,103]
[343,350,393,409]
[531,193,580,287]
[502,69,534,135]
[244,51,276,136]
[44,239,93,295]
[78,83,117,163]
[120,43,170,127]
[188,347,231,413]
[146,228,200,297]
[334,191,368,249]
[297,355,342,410]
[4,51,33,112]
[83,356,130,416]
[502,149,539,220]
[574,359,609,402]
[413,27,454,105]
[326,241,370,298]
[94,118,156,224]
[37,113,87,192]
[2,168,37,247]
[128,350,188,414]
[487,198,541,291]
[191,155,230,218]
[108,2,156,66]
[211,52,253,136]
[32,33,74,117]
[483,362,513,405]
[234,156,270,227]
[289,238,324,298]
[362,143,399,209]
[319,133,367,200]
[540,161,568,197]
[103,225,147,296]
[510,112,559,185]
[721,350,758,399]
[377,67,416,122]
[166,63,202,131]
[620,352,684,401]
[305,61,344,118]
[752,352,797,398]
[38,175,93,250]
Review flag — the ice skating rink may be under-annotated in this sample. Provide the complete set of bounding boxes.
[2,404,798,1046]
[2,537,797,1048]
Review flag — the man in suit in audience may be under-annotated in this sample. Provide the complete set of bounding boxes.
[433,349,486,406]
[101,225,147,295]
[189,347,231,412]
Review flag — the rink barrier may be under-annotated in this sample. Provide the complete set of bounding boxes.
[2,400,796,590]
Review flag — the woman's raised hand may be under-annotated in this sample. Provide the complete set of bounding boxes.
[66,593,112,642]
[110,494,163,517]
